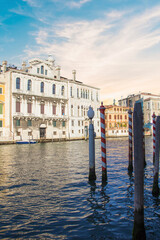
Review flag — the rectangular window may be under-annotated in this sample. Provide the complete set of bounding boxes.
[0,104,3,114]
[53,131,57,135]
[53,121,56,127]
[41,104,44,114]
[72,120,74,126]
[37,68,40,74]
[70,87,72,97]
[0,88,2,94]
[16,102,20,112]
[109,115,111,119]
[16,119,20,126]
[16,78,20,89]
[45,70,47,75]
[27,120,32,126]
[62,131,65,135]
[0,120,2,127]
[27,103,32,113]
[78,120,80,126]
[62,106,65,115]
[62,121,65,127]
[52,105,56,115]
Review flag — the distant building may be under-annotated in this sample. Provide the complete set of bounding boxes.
[0,80,6,139]
[118,92,160,108]
[104,105,131,137]
[144,97,160,133]
[0,56,100,141]
[118,92,160,134]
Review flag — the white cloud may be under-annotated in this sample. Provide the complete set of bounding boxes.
[24,5,160,102]
[68,0,91,8]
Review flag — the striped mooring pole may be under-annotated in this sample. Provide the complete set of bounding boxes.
[100,102,107,182]
[128,108,133,172]
[152,112,156,165]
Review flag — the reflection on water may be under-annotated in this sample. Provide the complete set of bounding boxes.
[0,137,159,239]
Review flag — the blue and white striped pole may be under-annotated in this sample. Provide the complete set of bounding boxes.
[88,106,96,181]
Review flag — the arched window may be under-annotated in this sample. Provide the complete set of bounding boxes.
[41,65,44,74]
[41,82,44,93]
[61,86,64,96]
[52,84,56,94]
[27,79,32,91]
[16,78,20,89]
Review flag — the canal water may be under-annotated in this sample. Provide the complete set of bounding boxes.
[0,137,159,239]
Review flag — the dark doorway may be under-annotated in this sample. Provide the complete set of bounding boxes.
[40,128,46,138]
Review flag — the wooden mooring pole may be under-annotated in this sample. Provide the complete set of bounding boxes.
[128,108,133,172]
[152,116,160,197]
[133,102,146,240]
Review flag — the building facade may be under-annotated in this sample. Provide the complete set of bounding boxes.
[0,57,100,141]
[118,92,160,134]
[0,81,5,139]
[144,97,160,133]
[104,105,131,137]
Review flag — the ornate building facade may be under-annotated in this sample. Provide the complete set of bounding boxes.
[104,105,131,137]
[0,56,100,141]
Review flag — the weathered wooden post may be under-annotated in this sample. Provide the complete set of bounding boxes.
[88,106,96,181]
[152,116,160,197]
[128,108,133,172]
[152,112,156,165]
[133,102,146,239]
[99,102,107,182]
[142,113,146,167]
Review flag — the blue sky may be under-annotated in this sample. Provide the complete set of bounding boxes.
[1,0,160,102]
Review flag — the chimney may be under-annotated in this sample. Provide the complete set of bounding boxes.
[22,61,27,71]
[2,61,7,73]
[72,70,76,81]
[56,66,61,80]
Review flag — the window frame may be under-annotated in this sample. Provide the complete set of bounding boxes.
[16,78,20,89]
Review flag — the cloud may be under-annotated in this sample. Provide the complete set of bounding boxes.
[22,0,40,7]
[24,5,160,101]
[67,0,91,8]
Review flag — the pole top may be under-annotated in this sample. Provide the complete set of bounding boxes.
[152,112,156,118]
[99,101,106,110]
[87,106,95,120]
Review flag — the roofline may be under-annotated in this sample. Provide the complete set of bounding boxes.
[1,69,100,90]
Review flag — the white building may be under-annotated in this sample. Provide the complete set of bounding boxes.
[118,92,160,134]
[0,56,100,141]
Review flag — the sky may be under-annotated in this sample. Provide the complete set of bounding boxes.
[1,0,160,104]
